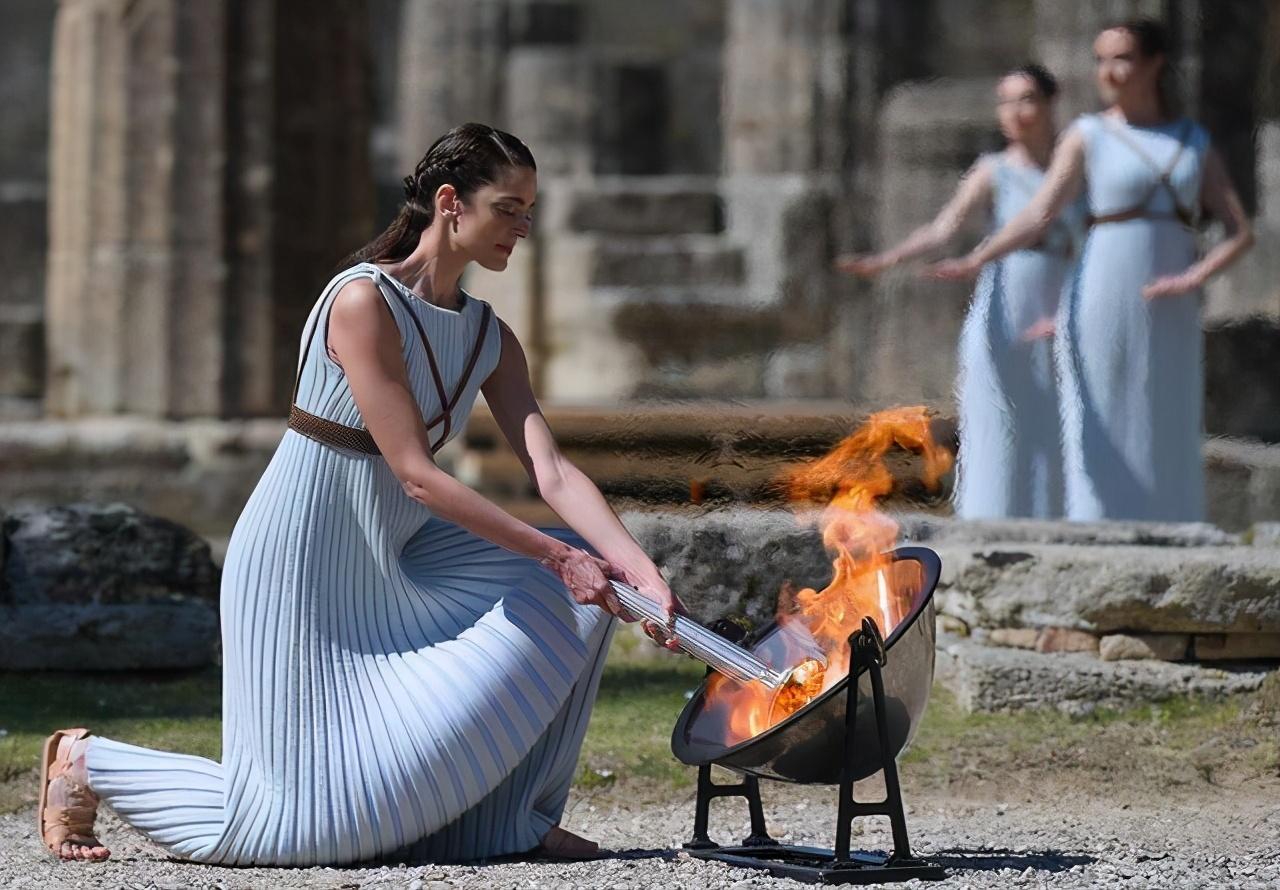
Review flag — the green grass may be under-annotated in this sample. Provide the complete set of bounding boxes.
[2,660,1275,815]
[0,669,223,813]
[573,660,707,792]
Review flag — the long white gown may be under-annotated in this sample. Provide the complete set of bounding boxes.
[1056,114,1209,521]
[955,152,1084,519]
[85,263,615,865]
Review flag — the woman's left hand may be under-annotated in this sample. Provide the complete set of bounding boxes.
[923,255,982,281]
[1142,269,1204,301]
[613,566,686,651]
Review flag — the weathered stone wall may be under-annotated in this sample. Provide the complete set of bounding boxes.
[44,0,373,420]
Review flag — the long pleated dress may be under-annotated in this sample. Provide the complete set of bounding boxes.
[85,262,615,866]
[1056,114,1209,521]
[954,152,1085,519]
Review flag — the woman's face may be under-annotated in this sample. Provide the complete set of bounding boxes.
[995,74,1050,143]
[1094,28,1161,107]
[452,165,536,272]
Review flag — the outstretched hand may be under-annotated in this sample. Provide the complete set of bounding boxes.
[923,255,982,281]
[1142,270,1203,301]
[834,253,893,278]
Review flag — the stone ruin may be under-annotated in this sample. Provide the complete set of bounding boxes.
[0,3,1277,709]
[1,0,1278,416]
[621,508,1279,714]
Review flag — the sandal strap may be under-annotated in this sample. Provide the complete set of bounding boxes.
[45,802,97,826]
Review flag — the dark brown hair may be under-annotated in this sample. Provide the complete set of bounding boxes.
[1005,63,1059,100]
[343,122,536,268]
[1108,17,1178,115]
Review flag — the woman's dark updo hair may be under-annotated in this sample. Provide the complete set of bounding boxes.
[344,122,536,267]
[1005,63,1059,100]
[1107,17,1179,115]
[1113,16,1169,59]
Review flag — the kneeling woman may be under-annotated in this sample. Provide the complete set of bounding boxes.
[38,123,682,866]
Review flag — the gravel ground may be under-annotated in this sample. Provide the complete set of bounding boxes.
[3,780,1277,889]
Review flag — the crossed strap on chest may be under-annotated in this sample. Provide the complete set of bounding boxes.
[999,161,1074,257]
[1087,119,1196,228]
[288,275,493,457]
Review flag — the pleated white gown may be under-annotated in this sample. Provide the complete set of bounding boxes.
[954,153,1085,519]
[1057,115,1209,520]
[86,263,615,865]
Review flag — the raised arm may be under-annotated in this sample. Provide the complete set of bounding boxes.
[327,279,634,621]
[1142,146,1255,300]
[834,158,994,277]
[928,127,1087,280]
[480,320,683,627]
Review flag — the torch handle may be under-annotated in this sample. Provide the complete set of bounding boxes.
[608,581,787,688]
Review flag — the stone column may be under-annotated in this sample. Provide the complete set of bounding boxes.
[719,0,851,398]
[0,1,57,414]
[45,0,372,418]
[396,0,509,172]
[722,0,850,176]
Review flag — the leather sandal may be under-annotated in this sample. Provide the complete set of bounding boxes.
[536,825,603,860]
[38,727,109,860]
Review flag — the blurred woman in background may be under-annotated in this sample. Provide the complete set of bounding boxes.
[930,19,1253,521]
[838,64,1084,519]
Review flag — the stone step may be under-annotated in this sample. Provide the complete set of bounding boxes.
[932,541,1280,635]
[898,514,1242,548]
[935,633,1269,715]
[587,235,746,287]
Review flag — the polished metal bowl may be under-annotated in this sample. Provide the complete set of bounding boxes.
[670,546,940,785]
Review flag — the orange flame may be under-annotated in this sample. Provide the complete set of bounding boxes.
[704,406,953,745]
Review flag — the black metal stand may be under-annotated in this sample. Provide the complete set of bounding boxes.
[683,618,946,885]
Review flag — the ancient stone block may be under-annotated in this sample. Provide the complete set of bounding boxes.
[1035,627,1100,655]
[1205,318,1280,442]
[0,503,221,670]
[621,509,831,626]
[989,628,1039,650]
[933,543,1280,634]
[1099,634,1190,662]
[1194,634,1280,661]
[937,635,1268,715]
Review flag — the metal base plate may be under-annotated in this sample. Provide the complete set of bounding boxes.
[685,844,947,885]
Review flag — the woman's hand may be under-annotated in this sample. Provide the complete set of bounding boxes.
[542,545,628,619]
[612,565,686,652]
[834,253,894,278]
[923,254,983,281]
[1142,269,1203,301]
[1020,317,1057,341]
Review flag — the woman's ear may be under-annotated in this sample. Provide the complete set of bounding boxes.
[434,183,461,221]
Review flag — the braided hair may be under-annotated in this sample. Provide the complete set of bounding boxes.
[343,123,536,267]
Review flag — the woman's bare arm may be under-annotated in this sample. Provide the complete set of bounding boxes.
[1142,147,1255,300]
[327,279,627,616]
[927,128,1087,280]
[481,321,684,623]
[835,159,994,276]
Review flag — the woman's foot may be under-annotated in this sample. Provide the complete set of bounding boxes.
[539,824,601,860]
[38,728,110,861]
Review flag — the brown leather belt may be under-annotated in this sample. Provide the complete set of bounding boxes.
[287,269,494,457]
[289,404,381,454]
[1087,208,1191,228]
